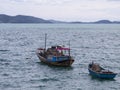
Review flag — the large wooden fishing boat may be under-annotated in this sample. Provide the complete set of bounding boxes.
[88,62,117,79]
[36,34,74,66]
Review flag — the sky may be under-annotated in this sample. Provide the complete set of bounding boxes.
[0,0,120,21]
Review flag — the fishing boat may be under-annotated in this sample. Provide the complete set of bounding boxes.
[88,62,117,79]
[36,34,74,66]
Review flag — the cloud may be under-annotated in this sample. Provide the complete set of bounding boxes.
[0,0,120,21]
[8,0,73,5]
[108,0,120,1]
[9,0,26,2]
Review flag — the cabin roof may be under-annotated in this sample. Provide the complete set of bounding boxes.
[57,47,70,50]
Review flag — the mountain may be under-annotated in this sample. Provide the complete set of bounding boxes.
[94,20,112,24]
[113,21,120,24]
[94,20,120,24]
[0,14,52,23]
[48,19,68,23]
[70,21,83,24]
[71,20,120,24]
[0,14,120,24]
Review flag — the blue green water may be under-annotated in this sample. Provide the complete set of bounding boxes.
[0,24,120,90]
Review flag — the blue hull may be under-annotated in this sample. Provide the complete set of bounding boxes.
[88,68,117,79]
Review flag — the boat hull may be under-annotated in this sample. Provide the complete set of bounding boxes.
[88,68,117,79]
[36,52,74,67]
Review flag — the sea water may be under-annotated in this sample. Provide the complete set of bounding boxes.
[0,24,120,90]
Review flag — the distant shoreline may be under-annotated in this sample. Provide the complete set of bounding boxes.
[0,14,120,24]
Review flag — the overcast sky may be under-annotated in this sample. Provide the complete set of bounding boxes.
[0,0,120,21]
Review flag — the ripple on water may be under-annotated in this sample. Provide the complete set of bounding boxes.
[0,24,120,90]
[0,50,10,52]
[40,78,59,82]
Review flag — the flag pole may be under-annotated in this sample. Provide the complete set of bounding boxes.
[45,33,47,51]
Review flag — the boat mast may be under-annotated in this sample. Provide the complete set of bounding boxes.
[69,40,70,57]
[45,33,47,51]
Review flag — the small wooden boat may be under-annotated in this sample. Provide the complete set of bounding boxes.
[36,34,74,66]
[88,62,117,79]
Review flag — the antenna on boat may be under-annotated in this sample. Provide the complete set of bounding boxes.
[45,33,47,51]
[69,40,71,57]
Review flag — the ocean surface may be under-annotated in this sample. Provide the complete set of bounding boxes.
[0,24,120,90]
